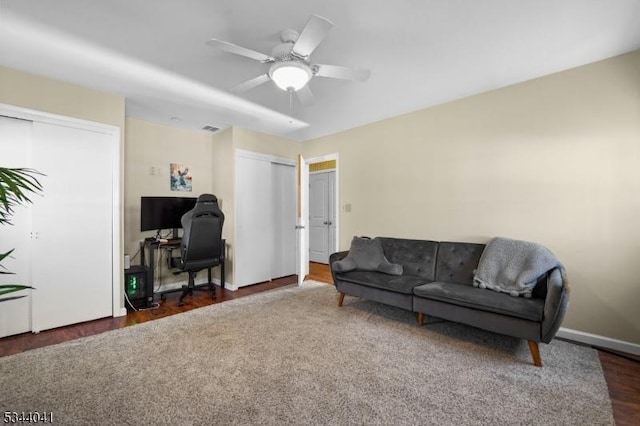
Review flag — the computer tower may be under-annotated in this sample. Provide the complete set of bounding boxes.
[124,265,153,309]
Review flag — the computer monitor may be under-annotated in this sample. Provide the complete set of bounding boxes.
[140,196,197,236]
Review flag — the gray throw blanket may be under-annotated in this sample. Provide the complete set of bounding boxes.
[473,237,566,298]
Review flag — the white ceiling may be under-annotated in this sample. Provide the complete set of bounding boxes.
[1,0,639,142]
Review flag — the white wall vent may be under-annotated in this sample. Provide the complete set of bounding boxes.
[202,125,219,132]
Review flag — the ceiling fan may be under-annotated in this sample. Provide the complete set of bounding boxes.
[206,14,371,105]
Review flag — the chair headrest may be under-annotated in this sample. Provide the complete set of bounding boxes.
[197,194,218,204]
[187,194,224,221]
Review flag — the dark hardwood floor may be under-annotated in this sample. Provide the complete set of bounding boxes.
[598,349,640,426]
[1,265,638,425]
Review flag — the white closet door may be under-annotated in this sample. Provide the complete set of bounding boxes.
[271,163,296,279]
[30,122,113,332]
[235,154,273,287]
[0,116,33,337]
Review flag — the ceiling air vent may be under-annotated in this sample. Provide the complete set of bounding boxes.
[202,125,219,132]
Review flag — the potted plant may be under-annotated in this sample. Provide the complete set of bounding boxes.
[0,167,43,302]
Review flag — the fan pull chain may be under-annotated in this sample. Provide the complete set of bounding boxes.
[288,88,293,117]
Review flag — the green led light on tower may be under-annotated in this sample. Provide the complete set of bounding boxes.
[127,276,138,295]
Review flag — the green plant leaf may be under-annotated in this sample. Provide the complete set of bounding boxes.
[1,167,43,295]
[0,248,15,262]
[0,167,44,225]
[0,284,34,296]
[0,249,16,274]
[0,295,27,303]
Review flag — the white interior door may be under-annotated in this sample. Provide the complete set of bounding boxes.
[30,122,113,332]
[309,172,329,263]
[309,170,336,264]
[0,116,33,337]
[271,162,296,279]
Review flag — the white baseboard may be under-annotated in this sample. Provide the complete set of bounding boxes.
[224,283,240,291]
[557,327,640,356]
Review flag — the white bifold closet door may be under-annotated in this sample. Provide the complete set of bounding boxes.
[30,122,113,332]
[235,154,273,287]
[0,117,113,335]
[234,151,296,288]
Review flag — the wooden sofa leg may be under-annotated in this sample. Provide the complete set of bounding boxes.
[337,292,345,307]
[528,340,543,367]
[417,312,424,326]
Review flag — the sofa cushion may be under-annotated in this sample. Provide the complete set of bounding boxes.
[435,242,485,285]
[336,270,430,295]
[332,237,403,275]
[379,237,438,280]
[413,281,544,321]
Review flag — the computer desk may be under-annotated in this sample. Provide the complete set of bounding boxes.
[142,238,226,300]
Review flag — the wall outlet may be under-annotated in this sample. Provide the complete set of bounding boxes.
[344,203,352,213]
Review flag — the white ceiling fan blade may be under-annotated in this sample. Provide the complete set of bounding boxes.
[315,64,371,82]
[291,15,334,58]
[231,74,271,93]
[206,39,274,63]
[296,85,316,106]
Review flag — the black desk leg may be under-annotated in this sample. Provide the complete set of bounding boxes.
[221,258,225,289]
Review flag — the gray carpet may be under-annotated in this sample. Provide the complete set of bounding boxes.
[1,281,614,425]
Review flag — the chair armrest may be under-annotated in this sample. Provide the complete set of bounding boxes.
[541,267,569,343]
[329,251,349,285]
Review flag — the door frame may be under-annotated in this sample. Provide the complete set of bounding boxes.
[299,153,339,280]
[0,102,123,317]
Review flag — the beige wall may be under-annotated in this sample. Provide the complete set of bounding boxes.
[0,66,124,128]
[233,127,300,159]
[211,128,234,284]
[302,50,640,345]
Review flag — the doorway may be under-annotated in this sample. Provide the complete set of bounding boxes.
[298,154,339,282]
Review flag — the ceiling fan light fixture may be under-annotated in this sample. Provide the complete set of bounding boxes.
[269,61,312,91]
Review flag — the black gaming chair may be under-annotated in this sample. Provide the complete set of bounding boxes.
[174,194,224,306]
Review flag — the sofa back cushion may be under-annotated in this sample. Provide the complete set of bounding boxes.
[379,238,438,280]
[435,242,485,285]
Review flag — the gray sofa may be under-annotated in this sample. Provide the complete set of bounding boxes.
[329,237,569,367]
